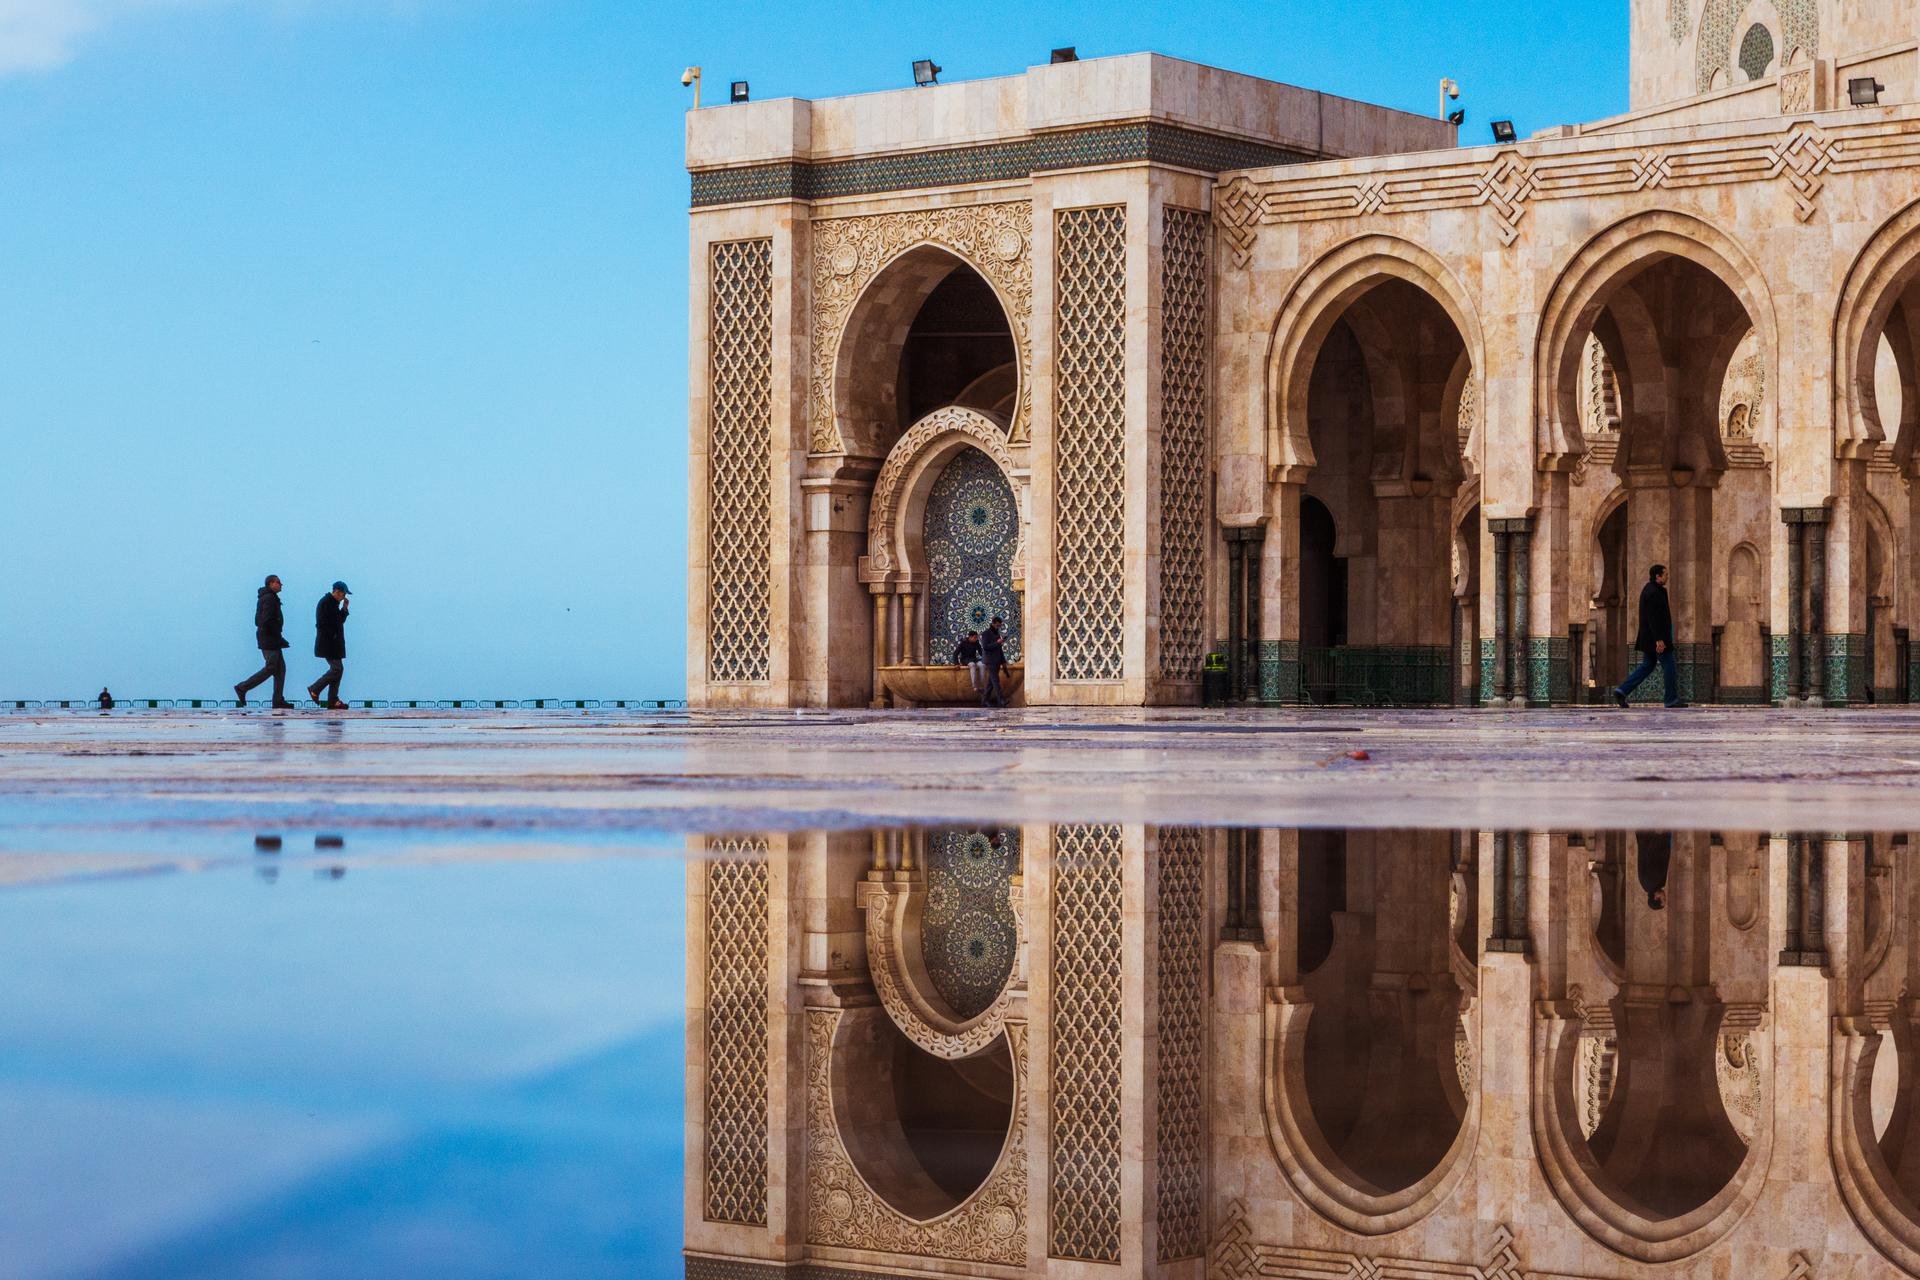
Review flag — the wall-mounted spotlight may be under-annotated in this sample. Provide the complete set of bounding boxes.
[1849,77,1886,106]
[730,80,750,103]
[1051,47,1078,64]
[1448,108,1467,128]
[913,59,942,87]
[1491,119,1518,143]
[680,64,702,109]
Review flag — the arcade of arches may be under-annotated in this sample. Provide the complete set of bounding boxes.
[688,826,1920,1277]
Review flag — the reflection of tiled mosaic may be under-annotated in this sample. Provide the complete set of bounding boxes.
[1160,208,1210,683]
[704,840,770,1225]
[706,240,774,684]
[1696,0,1817,91]
[1053,206,1130,682]
[925,449,1022,665]
[921,828,1020,1019]
[690,122,1310,208]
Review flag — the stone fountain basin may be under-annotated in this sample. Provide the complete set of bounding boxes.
[879,663,1024,707]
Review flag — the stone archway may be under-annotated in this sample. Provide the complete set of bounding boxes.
[1538,211,1776,705]
[1267,241,1481,706]
[862,406,1024,706]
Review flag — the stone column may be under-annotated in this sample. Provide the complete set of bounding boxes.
[869,592,888,707]
[1245,529,1267,703]
[1486,517,1532,706]
[1226,534,1246,702]
[1531,471,1573,706]
[1490,520,1511,704]
[1264,482,1303,703]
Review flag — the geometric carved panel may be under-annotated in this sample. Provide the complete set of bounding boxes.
[706,238,775,684]
[1054,206,1130,682]
[1696,0,1817,93]
[1159,208,1210,683]
[705,839,770,1225]
[1050,822,1125,1262]
[1155,825,1207,1261]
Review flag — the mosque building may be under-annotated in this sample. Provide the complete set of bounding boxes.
[686,3,1920,713]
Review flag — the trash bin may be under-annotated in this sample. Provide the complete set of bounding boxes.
[1201,651,1230,706]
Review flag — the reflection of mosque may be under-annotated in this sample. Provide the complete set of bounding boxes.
[686,830,1920,1277]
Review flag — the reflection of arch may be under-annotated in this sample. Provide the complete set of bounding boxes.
[1533,1008,1772,1261]
[864,406,1022,586]
[1265,235,1486,479]
[810,206,1034,456]
[1833,1019,1920,1275]
[806,1008,1027,1264]
[1263,990,1479,1234]
[857,857,1025,1061]
[1835,199,1920,463]
[1536,211,1776,469]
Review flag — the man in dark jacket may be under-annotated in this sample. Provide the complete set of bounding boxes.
[980,616,1008,708]
[234,574,293,708]
[307,581,351,709]
[953,630,984,695]
[1612,564,1687,709]
[1636,831,1672,911]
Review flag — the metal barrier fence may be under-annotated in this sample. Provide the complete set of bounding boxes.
[1298,646,1452,707]
[0,698,689,712]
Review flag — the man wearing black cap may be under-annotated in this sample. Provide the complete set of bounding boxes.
[234,574,293,708]
[307,581,351,709]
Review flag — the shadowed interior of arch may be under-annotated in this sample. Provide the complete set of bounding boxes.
[1295,830,1471,1193]
[1296,277,1470,706]
[831,1007,1015,1219]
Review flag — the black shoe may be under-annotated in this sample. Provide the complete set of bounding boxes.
[1665,700,1690,709]
[308,688,325,707]
[1611,689,1628,709]
[233,685,247,708]
[271,699,295,710]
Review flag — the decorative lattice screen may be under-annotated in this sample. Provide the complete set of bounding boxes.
[1050,823,1125,1262]
[1159,208,1210,683]
[706,238,775,684]
[1053,206,1129,682]
[1155,825,1206,1260]
[704,839,770,1225]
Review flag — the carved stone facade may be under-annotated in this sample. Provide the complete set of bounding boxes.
[702,841,770,1226]
[691,19,1920,711]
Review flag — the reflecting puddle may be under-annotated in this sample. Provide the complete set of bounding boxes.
[4,827,1917,1277]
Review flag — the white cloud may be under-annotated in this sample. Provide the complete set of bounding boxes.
[0,0,223,74]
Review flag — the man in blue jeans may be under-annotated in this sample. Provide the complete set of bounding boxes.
[1612,564,1688,709]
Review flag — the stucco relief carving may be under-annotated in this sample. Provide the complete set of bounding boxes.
[855,872,1023,1059]
[805,1009,1028,1266]
[1211,1203,1552,1280]
[1214,114,1911,266]
[810,202,1033,455]
[862,405,1023,583]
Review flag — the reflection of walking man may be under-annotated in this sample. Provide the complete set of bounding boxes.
[981,616,1007,708]
[1636,831,1672,911]
[307,581,351,710]
[1612,564,1688,709]
[234,574,292,708]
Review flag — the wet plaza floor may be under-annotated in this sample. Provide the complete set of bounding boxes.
[7,710,1920,1277]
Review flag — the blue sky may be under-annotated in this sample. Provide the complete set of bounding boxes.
[0,0,1631,699]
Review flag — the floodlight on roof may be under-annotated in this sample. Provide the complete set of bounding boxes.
[1849,77,1886,106]
[913,59,941,86]
[1051,47,1078,64]
[730,80,750,103]
[1491,119,1518,143]
[1448,108,1467,128]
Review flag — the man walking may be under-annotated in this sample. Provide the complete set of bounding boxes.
[1612,564,1688,709]
[307,581,351,709]
[234,574,293,708]
[980,616,1008,708]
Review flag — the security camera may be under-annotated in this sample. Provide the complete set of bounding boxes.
[681,66,700,87]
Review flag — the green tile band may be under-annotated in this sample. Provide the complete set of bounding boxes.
[690,121,1312,207]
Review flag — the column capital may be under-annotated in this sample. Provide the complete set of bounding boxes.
[1781,504,1833,524]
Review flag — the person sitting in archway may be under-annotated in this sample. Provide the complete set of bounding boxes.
[953,630,983,692]
[1612,564,1688,710]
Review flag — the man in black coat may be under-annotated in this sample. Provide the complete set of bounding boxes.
[307,581,351,709]
[1636,831,1672,911]
[234,574,293,708]
[1612,563,1687,709]
[980,616,1008,708]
